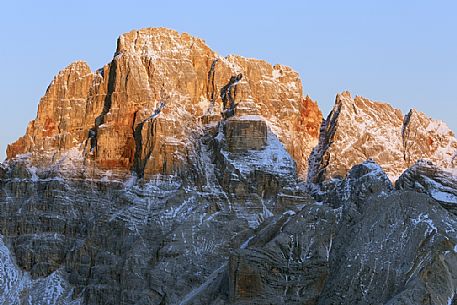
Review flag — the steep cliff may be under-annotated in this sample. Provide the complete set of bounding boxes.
[2,27,457,305]
[309,91,457,183]
[7,28,321,180]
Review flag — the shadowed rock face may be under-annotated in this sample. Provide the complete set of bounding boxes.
[2,27,457,305]
[7,27,322,180]
[318,190,457,305]
[228,204,336,305]
[224,116,267,152]
[2,150,457,305]
[0,112,314,304]
[396,159,457,212]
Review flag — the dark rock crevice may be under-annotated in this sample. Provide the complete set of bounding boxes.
[86,60,118,157]
[132,120,155,179]
[307,100,342,184]
[207,59,218,113]
[220,73,242,119]
[402,110,414,166]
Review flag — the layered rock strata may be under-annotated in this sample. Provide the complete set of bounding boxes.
[7,27,322,180]
[223,116,267,152]
[2,26,457,305]
[397,159,457,210]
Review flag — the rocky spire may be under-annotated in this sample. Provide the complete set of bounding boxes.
[309,92,457,182]
[7,61,95,160]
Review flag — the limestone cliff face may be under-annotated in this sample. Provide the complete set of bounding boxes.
[7,61,95,160]
[309,91,457,182]
[7,27,322,179]
[3,26,457,305]
[403,108,457,168]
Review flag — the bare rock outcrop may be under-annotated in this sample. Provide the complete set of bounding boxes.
[2,26,457,305]
[224,116,267,152]
[309,91,457,183]
[7,61,95,161]
[318,189,457,305]
[7,28,322,179]
[228,203,336,305]
[396,159,457,210]
[403,109,457,168]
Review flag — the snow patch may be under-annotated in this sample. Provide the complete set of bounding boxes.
[430,189,457,204]
[411,213,437,234]
[272,69,282,79]
[286,82,297,90]
[240,236,255,249]
[217,55,243,74]
[123,174,137,188]
[28,166,39,182]
[1,235,78,304]
[426,120,453,135]
[422,176,457,204]
[236,115,263,121]
[220,128,295,179]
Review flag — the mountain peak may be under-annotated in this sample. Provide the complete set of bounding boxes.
[6,27,322,180]
[2,26,457,305]
[6,27,456,184]
[338,90,352,99]
[115,27,210,58]
[309,93,457,183]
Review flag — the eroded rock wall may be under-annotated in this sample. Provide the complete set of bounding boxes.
[309,91,457,183]
[7,28,322,180]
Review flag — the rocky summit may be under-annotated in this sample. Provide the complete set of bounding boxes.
[308,91,457,183]
[6,27,321,180]
[1,27,457,305]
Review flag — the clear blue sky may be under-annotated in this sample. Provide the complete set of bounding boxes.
[1,0,456,160]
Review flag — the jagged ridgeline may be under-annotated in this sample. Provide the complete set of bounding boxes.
[6,27,321,180]
[1,27,457,305]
